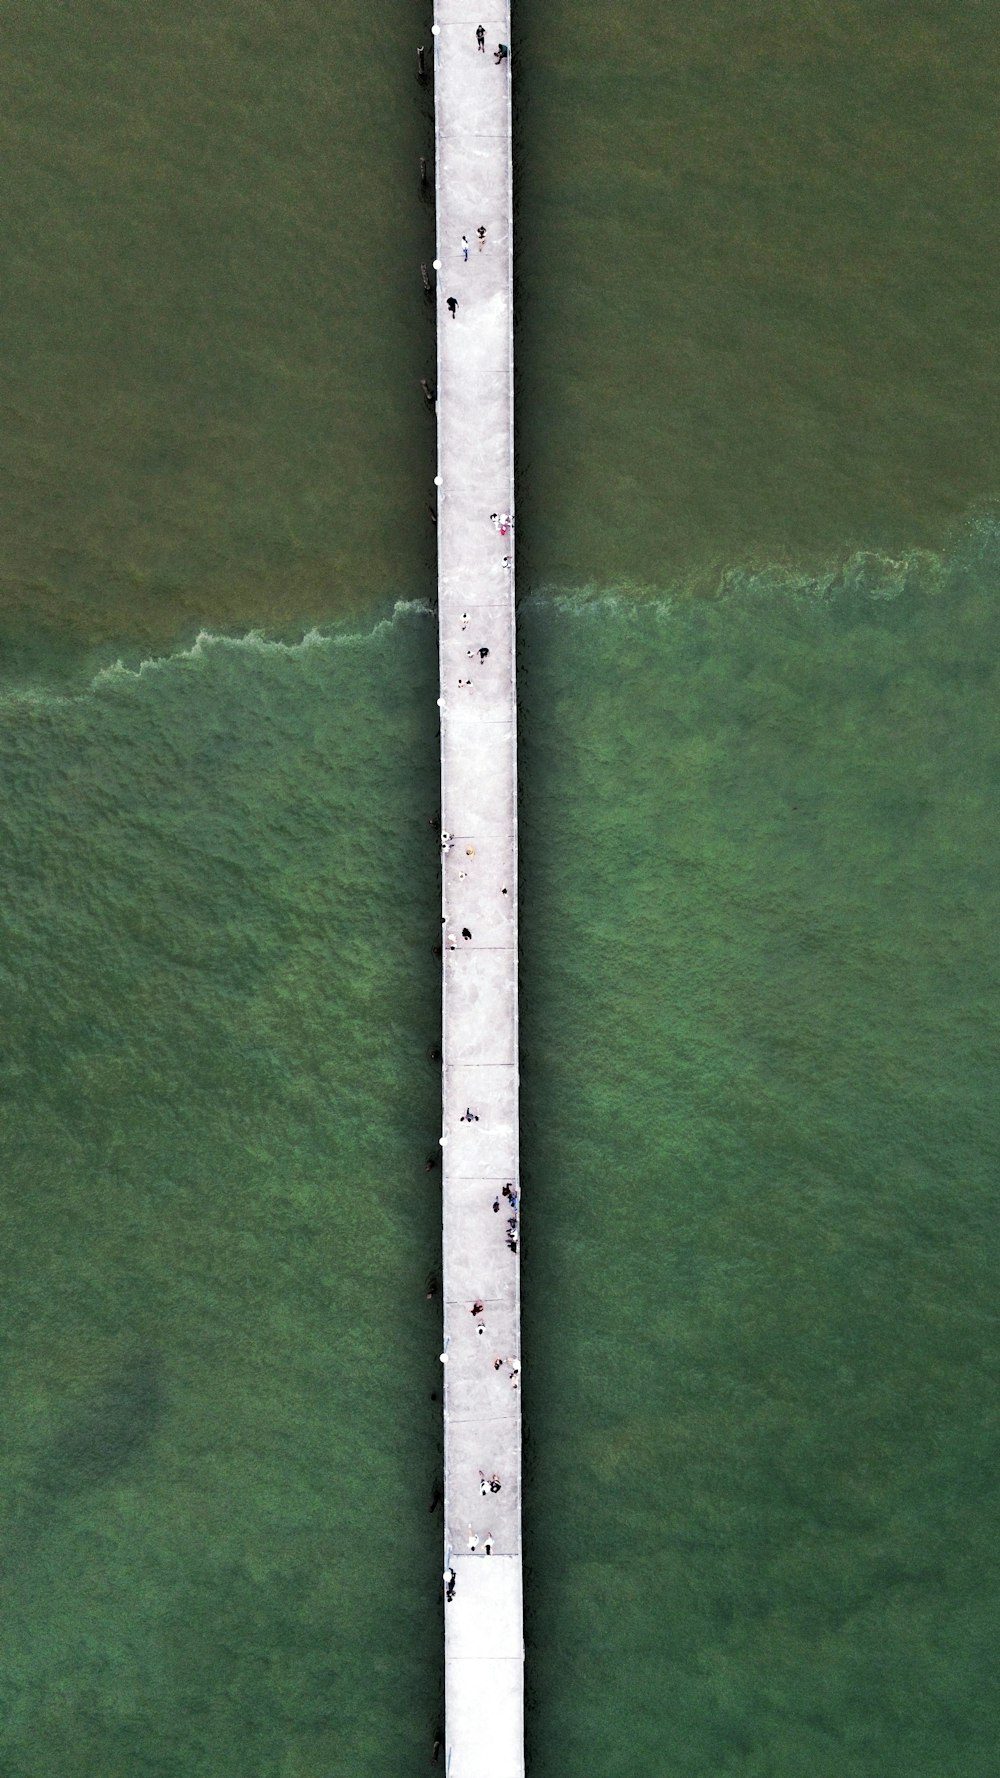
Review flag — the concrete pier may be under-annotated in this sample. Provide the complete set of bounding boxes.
[433,6,522,1777]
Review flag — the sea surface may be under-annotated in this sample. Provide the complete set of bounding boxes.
[514,0,1000,592]
[0,619,444,1776]
[1,0,998,1773]
[518,544,1000,1776]
[0,0,436,673]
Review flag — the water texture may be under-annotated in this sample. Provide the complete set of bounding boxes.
[515,0,1000,592]
[0,0,436,667]
[0,612,444,1777]
[2,549,996,1774]
[3,0,1000,662]
[519,533,1000,1776]
[0,0,998,1771]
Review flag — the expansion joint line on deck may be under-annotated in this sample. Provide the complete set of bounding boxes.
[433,6,522,1778]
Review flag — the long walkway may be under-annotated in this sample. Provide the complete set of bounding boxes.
[433,6,522,1776]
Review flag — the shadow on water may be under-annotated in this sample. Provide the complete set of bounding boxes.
[2,1349,165,1586]
[33,1349,165,1499]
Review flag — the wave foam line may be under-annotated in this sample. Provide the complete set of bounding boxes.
[0,600,435,708]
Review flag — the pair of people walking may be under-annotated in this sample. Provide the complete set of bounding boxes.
[476,24,509,62]
[445,225,485,312]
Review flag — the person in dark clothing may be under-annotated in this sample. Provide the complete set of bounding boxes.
[476,24,485,50]
[446,296,458,317]
[494,43,509,64]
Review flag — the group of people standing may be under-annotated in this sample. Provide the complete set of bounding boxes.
[493,1179,519,1253]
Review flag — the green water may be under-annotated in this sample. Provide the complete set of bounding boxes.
[0,618,443,1775]
[1,0,999,1771]
[515,0,1000,591]
[519,538,1000,1774]
[0,0,435,667]
[4,0,999,662]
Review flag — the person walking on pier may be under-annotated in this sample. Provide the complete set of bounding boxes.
[446,296,458,318]
[477,225,486,251]
[461,234,469,261]
[476,24,485,50]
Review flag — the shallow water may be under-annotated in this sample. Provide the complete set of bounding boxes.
[519,533,1000,1775]
[0,614,444,1776]
[1,0,998,1770]
[6,546,994,1775]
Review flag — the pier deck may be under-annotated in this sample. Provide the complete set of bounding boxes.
[433,5,521,1776]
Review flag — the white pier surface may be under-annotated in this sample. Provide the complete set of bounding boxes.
[433,4,522,1776]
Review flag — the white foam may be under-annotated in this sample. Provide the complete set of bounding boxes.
[0,601,435,707]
